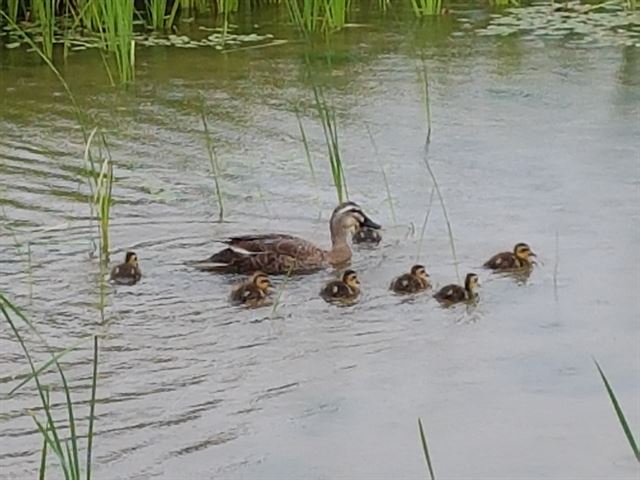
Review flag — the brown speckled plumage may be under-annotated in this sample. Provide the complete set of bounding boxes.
[110,251,142,285]
[197,202,381,274]
[230,272,273,307]
[484,243,536,271]
[434,273,479,305]
[390,265,431,294]
[320,270,360,301]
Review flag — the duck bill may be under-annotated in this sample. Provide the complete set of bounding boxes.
[360,215,381,230]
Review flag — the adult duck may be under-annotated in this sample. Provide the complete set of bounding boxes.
[195,202,381,274]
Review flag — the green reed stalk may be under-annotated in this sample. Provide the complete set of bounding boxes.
[147,0,168,30]
[419,59,432,143]
[410,0,443,16]
[2,294,100,480]
[200,106,225,222]
[594,360,640,462]
[418,418,436,480]
[311,84,348,203]
[415,185,436,261]
[6,0,20,22]
[422,147,460,283]
[97,0,135,84]
[31,0,55,60]
[365,122,396,225]
[296,110,317,184]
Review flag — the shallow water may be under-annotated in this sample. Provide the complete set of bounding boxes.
[1,5,639,479]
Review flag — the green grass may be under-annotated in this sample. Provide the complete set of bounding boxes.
[0,294,100,480]
[418,418,436,480]
[83,128,114,262]
[31,0,55,60]
[365,122,397,225]
[411,0,444,16]
[200,102,225,222]
[285,0,349,34]
[594,359,640,462]
[311,84,348,203]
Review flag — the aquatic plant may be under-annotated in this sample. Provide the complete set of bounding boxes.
[365,122,397,225]
[594,360,640,462]
[284,0,349,33]
[311,84,348,203]
[410,0,444,17]
[0,294,100,480]
[418,418,436,480]
[201,104,225,222]
[146,0,181,30]
[31,0,55,59]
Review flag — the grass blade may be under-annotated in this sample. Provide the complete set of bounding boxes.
[594,359,640,462]
[418,418,436,480]
[86,335,99,480]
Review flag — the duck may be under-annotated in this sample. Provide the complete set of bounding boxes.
[434,273,479,305]
[110,251,142,285]
[196,202,381,274]
[390,264,431,294]
[484,242,536,271]
[320,269,361,302]
[230,271,273,307]
[353,226,382,245]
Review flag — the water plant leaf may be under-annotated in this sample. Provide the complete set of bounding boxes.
[594,359,640,462]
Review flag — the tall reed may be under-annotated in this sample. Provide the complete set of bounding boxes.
[201,104,225,222]
[594,360,640,462]
[97,0,136,84]
[285,0,349,33]
[365,122,396,225]
[84,128,114,262]
[1,294,100,480]
[311,84,348,203]
[418,418,436,480]
[31,0,55,60]
[411,0,444,16]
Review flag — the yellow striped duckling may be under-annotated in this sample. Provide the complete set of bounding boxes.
[230,271,273,307]
[320,269,361,302]
[434,273,479,305]
[484,242,537,271]
[353,227,382,246]
[390,264,431,294]
[110,251,142,285]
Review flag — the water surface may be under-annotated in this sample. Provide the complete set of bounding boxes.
[1,7,639,479]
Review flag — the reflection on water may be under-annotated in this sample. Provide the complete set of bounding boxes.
[1,7,639,480]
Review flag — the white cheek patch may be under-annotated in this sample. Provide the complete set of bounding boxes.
[332,285,338,294]
[447,289,453,296]
[113,267,119,275]
[496,258,502,265]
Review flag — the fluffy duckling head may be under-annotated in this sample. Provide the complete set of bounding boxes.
[464,273,480,293]
[410,264,430,284]
[342,269,360,292]
[513,243,536,263]
[125,251,139,266]
[251,271,273,293]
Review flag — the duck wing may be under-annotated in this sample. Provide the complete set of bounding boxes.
[434,284,466,303]
[483,251,519,270]
[224,234,299,253]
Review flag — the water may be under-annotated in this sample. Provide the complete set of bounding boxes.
[1,7,639,479]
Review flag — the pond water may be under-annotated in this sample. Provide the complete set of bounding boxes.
[1,4,639,479]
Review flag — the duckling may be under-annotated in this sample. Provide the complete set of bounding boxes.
[230,271,273,307]
[484,242,536,271]
[390,264,431,294]
[320,269,360,302]
[353,227,382,245]
[110,251,142,285]
[434,273,479,305]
